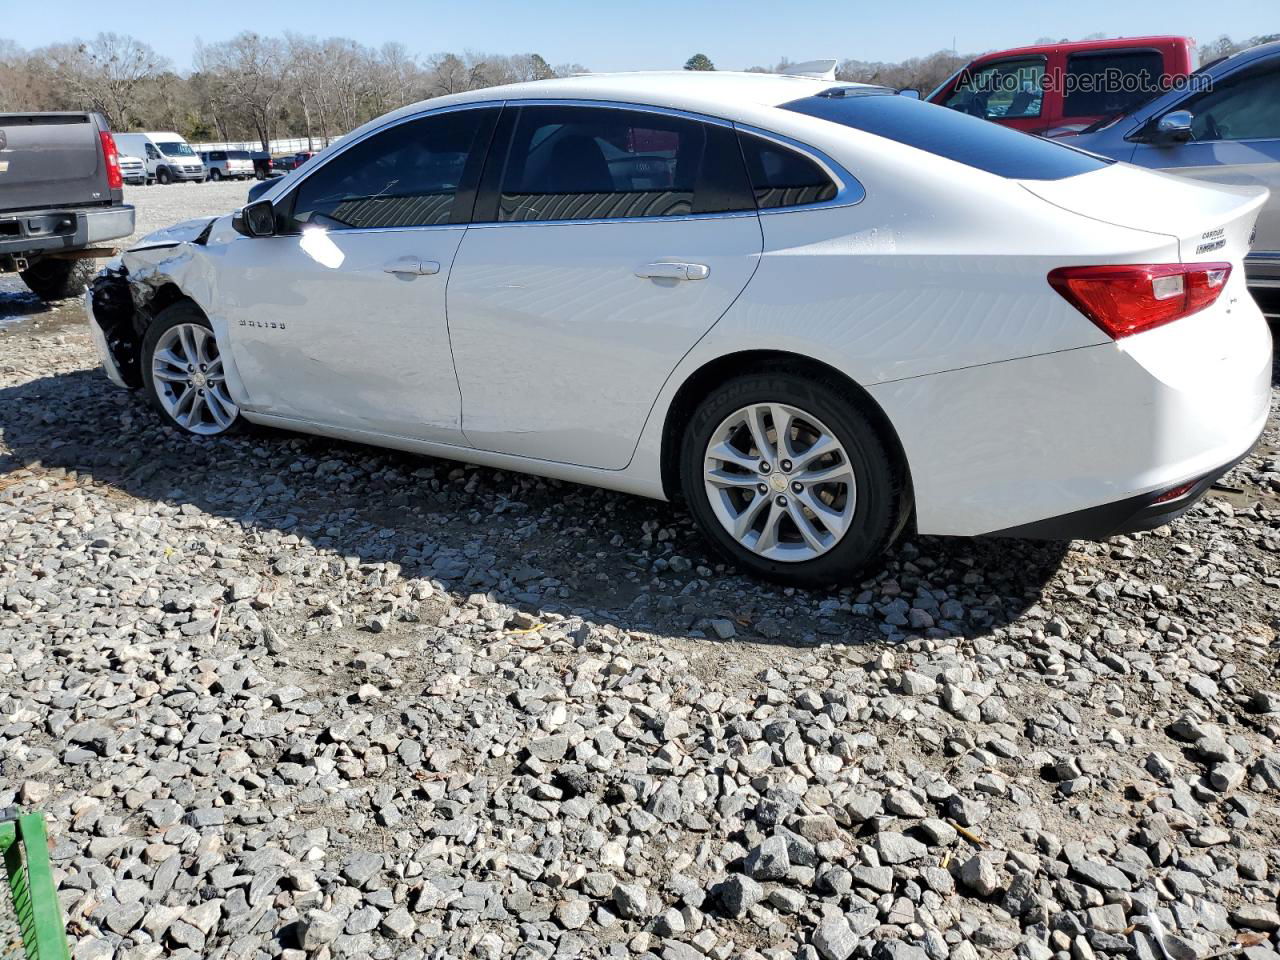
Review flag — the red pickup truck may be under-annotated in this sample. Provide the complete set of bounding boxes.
[927,36,1195,136]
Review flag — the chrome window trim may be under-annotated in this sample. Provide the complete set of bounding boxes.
[500,97,736,128]
[465,210,759,230]
[732,122,866,214]
[295,223,470,237]
[274,99,507,233]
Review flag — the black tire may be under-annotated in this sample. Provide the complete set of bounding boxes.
[140,302,243,436]
[679,368,908,587]
[19,258,97,302]
[156,167,172,185]
[209,168,222,181]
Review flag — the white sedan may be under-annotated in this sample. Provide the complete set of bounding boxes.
[85,71,1271,585]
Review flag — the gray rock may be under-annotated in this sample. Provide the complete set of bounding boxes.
[814,916,859,960]
[716,875,763,918]
[744,836,790,881]
[959,853,1002,896]
[876,831,927,865]
[612,882,649,919]
[1231,905,1280,932]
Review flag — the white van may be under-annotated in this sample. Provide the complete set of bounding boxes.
[113,132,206,185]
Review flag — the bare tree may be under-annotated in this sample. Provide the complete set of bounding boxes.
[44,32,168,129]
[196,32,284,150]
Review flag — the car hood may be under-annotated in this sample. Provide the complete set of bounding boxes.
[129,216,221,252]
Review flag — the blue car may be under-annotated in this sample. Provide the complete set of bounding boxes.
[1067,41,1280,316]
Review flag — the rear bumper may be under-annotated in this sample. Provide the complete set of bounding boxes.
[989,437,1259,539]
[868,279,1272,537]
[0,205,135,257]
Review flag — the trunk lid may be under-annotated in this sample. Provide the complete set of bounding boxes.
[1019,162,1267,266]
[0,112,110,213]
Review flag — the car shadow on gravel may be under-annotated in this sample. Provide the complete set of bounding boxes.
[0,367,1070,647]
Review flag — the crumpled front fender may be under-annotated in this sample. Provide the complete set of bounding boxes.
[84,214,241,393]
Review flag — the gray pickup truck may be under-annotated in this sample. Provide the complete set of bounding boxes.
[0,111,135,301]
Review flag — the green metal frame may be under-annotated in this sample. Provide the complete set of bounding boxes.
[0,812,70,960]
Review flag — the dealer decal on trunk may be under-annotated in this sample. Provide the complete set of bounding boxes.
[1197,227,1227,255]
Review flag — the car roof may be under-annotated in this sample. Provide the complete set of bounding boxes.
[385,71,876,125]
[968,35,1191,61]
[1217,38,1280,68]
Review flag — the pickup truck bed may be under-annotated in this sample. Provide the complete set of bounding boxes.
[0,111,135,301]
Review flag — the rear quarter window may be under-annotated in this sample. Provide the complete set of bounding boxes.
[782,90,1111,180]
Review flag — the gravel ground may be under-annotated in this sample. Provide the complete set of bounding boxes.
[0,185,1278,960]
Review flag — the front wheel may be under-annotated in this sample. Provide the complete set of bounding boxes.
[680,370,907,586]
[156,167,172,185]
[141,303,242,436]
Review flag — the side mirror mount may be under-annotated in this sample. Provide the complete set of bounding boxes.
[897,88,921,99]
[233,199,276,238]
[1154,110,1195,143]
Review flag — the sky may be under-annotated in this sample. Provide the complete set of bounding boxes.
[2,0,1273,71]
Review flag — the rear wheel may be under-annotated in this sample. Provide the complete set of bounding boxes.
[141,303,242,436]
[209,168,222,181]
[20,258,96,301]
[680,369,907,586]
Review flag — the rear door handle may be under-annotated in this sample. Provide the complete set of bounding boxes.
[636,261,710,281]
[384,257,441,277]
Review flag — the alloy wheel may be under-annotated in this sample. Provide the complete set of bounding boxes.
[703,402,856,562]
[151,323,238,435]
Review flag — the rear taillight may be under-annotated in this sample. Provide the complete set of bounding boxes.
[99,131,123,190]
[1047,262,1231,339]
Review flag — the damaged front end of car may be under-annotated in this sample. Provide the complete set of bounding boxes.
[84,216,222,389]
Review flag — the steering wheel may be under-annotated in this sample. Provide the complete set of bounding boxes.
[1201,113,1222,141]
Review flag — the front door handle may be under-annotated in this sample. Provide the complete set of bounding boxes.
[636,261,710,281]
[384,256,421,277]
[383,257,442,277]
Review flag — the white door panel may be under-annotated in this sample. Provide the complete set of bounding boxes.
[447,215,762,470]
[220,226,466,441]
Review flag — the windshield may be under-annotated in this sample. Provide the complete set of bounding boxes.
[784,89,1111,180]
[158,142,195,157]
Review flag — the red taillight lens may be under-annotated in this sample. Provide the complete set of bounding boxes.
[1151,481,1196,504]
[99,131,123,190]
[1047,262,1232,339]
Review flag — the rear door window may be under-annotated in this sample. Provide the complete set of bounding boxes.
[946,57,1046,120]
[489,105,753,222]
[783,89,1111,180]
[1063,50,1165,118]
